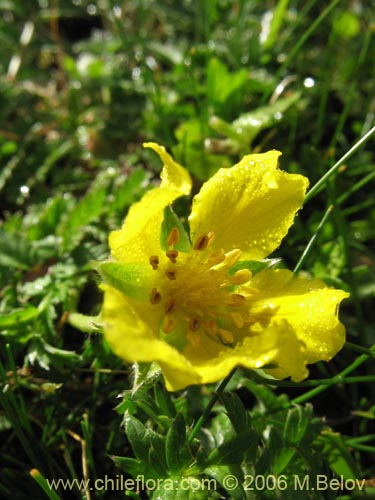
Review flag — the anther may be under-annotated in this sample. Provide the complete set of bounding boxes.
[230,269,252,285]
[229,293,246,305]
[165,269,177,281]
[207,249,225,265]
[187,332,201,348]
[230,312,244,328]
[189,316,201,332]
[164,297,176,314]
[167,227,180,247]
[223,249,242,267]
[205,319,218,335]
[162,314,176,334]
[149,255,159,270]
[193,231,215,251]
[166,249,179,263]
[149,288,162,305]
[218,329,234,345]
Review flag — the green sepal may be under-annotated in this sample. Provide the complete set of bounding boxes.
[160,205,192,252]
[99,262,153,300]
[228,258,281,276]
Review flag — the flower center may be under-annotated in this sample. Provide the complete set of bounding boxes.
[148,228,259,348]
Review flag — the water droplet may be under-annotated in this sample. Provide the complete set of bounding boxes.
[132,67,141,80]
[20,185,29,196]
[303,77,315,88]
[87,3,97,15]
[113,5,122,18]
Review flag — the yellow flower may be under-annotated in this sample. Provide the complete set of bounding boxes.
[100,143,349,391]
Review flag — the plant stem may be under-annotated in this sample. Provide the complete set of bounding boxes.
[67,312,102,333]
[188,370,235,444]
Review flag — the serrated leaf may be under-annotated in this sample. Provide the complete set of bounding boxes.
[210,92,301,149]
[99,262,153,299]
[110,456,146,477]
[160,205,191,252]
[151,477,219,500]
[58,182,108,250]
[0,229,36,270]
[0,306,41,329]
[165,414,191,473]
[124,416,153,463]
[207,431,256,466]
[28,196,70,240]
[205,465,245,500]
[283,406,310,446]
[220,393,251,434]
[319,431,361,479]
[112,168,150,214]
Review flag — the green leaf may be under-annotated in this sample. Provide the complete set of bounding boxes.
[219,393,251,434]
[151,477,218,500]
[98,262,153,300]
[210,92,301,151]
[207,431,256,466]
[58,182,108,250]
[124,416,153,463]
[319,430,361,479]
[111,168,150,214]
[0,229,36,270]
[149,434,168,477]
[205,465,245,500]
[27,337,81,370]
[160,205,191,253]
[110,456,147,477]
[0,306,41,330]
[283,406,310,446]
[165,414,191,473]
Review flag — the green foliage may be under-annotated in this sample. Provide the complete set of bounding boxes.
[0,0,374,499]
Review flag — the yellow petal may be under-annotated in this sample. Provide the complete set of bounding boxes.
[189,151,309,259]
[249,268,349,364]
[182,321,307,384]
[144,142,192,195]
[101,284,200,391]
[110,143,192,264]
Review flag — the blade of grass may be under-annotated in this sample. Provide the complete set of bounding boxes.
[304,125,375,203]
[29,469,63,500]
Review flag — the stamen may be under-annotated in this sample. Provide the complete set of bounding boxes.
[230,312,245,328]
[223,249,242,267]
[166,249,179,263]
[165,269,177,281]
[205,319,219,335]
[149,255,159,270]
[149,288,162,305]
[218,328,234,345]
[163,314,176,334]
[193,232,215,251]
[164,297,176,314]
[207,249,225,265]
[189,316,201,332]
[211,249,242,270]
[187,332,201,348]
[230,269,252,285]
[228,293,246,305]
[167,227,180,247]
